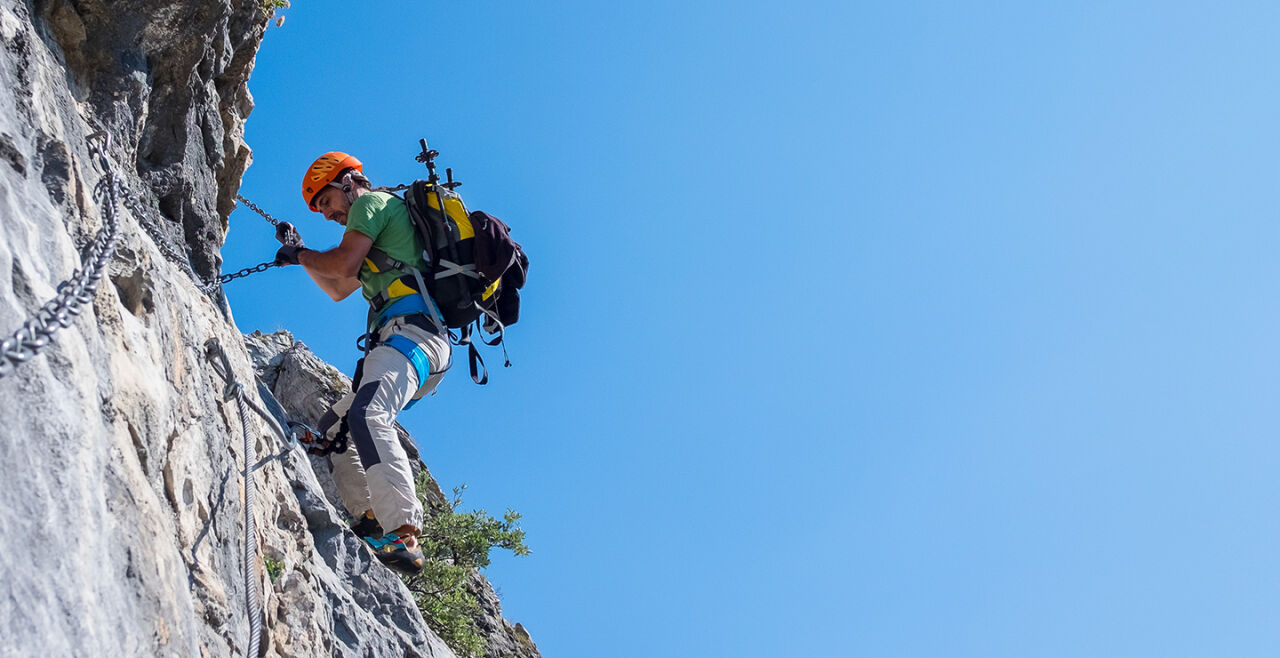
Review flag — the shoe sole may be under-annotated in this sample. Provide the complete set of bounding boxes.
[375,550,425,576]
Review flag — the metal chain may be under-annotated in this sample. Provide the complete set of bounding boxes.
[234,193,283,227]
[123,192,224,294]
[218,260,277,284]
[0,133,123,379]
[129,192,286,291]
[220,193,307,286]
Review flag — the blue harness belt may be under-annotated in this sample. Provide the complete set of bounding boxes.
[384,334,432,410]
[375,293,436,329]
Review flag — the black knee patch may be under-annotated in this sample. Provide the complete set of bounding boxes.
[348,381,383,469]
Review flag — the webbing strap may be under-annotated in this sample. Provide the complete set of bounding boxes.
[410,267,448,328]
[467,341,488,386]
[365,247,406,273]
[373,294,430,329]
[385,334,432,396]
[369,277,418,313]
[461,307,510,385]
[434,259,479,280]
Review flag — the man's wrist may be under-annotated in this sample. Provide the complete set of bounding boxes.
[274,244,310,266]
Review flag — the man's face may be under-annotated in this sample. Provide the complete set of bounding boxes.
[313,187,351,225]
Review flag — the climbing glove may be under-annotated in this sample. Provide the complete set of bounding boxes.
[273,221,307,265]
[274,244,309,266]
[275,221,303,246]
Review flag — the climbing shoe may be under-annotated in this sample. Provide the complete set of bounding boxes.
[367,533,425,576]
[350,514,384,541]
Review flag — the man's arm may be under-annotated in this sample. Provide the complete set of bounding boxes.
[297,230,373,301]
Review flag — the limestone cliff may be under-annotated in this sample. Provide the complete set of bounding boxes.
[0,1,537,656]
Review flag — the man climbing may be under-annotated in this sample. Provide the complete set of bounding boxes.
[274,151,450,575]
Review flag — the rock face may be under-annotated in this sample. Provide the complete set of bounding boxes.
[0,1,537,656]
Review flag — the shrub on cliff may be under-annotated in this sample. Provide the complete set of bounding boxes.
[406,475,530,657]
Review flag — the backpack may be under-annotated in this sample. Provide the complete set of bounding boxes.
[367,178,528,385]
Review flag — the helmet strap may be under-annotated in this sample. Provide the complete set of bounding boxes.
[333,171,358,204]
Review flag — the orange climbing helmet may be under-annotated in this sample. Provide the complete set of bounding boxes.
[301,152,363,211]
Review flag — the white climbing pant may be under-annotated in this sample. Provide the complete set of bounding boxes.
[323,315,450,534]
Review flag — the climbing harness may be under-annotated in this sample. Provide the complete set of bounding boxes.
[205,337,290,658]
[0,133,122,380]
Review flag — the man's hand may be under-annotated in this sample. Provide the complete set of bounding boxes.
[276,221,303,246]
[274,244,310,266]
[280,230,370,301]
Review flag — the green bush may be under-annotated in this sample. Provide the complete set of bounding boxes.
[264,555,284,583]
[404,476,530,657]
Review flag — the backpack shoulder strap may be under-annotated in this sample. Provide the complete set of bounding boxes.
[364,246,406,274]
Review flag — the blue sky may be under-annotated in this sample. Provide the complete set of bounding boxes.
[224,2,1280,656]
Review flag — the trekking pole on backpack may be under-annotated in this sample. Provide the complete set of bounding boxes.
[416,139,440,185]
[414,138,474,317]
[416,139,463,190]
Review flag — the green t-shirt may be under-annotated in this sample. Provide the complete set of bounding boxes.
[344,191,425,302]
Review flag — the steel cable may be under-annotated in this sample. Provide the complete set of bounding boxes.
[206,338,289,658]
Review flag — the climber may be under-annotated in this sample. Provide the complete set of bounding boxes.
[273,152,450,575]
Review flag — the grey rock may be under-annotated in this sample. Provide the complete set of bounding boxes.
[469,571,543,658]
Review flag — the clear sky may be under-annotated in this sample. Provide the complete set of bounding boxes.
[223,2,1280,657]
